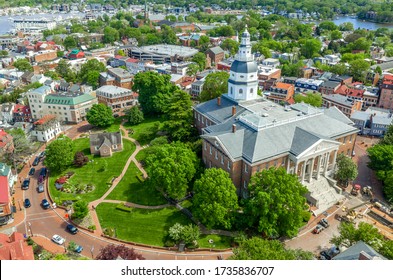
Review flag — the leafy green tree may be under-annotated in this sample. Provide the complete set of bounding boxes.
[280,61,304,77]
[160,25,177,45]
[244,167,308,238]
[78,59,106,85]
[330,30,342,40]
[55,59,76,82]
[339,22,354,31]
[350,37,372,52]
[221,38,239,56]
[72,200,89,219]
[63,36,77,50]
[162,89,193,142]
[375,66,383,76]
[230,237,313,260]
[186,63,199,77]
[382,171,393,202]
[349,59,370,82]
[199,71,230,102]
[330,63,348,76]
[132,72,175,115]
[301,39,322,58]
[103,26,120,44]
[193,168,238,229]
[13,59,33,72]
[168,223,200,246]
[318,21,338,31]
[125,106,144,125]
[198,35,210,51]
[45,136,75,172]
[380,125,393,145]
[96,244,144,260]
[367,144,393,180]
[331,222,384,250]
[334,154,358,186]
[294,92,322,107]
[380,240,393,260]
[192,52,207,71]
[145,143,198,199]
[86,104,115,128]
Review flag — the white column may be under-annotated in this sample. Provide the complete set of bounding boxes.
[286,157,291,173]
[301,161,306,182]
[295,162,298,176]
[309,157,315,183]
[316,155,322,179]
[332,150,338,171]
[323,152,330,175]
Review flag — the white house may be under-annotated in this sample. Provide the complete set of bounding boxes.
[31,115,61,142]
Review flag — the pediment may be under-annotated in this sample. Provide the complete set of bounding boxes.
[297,139,340,159]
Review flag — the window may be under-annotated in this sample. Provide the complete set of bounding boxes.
[227,161,231,170]
[265,163,269,169]
[215,151,218,159]
[245,164,248,173]
[243,180,247,189]
[113,144,117,149]
[240,75,244,78]
[209,146,212,155]
[95,146,99,151]
[250,88,254,93]
[204,142,207,150]
[239,89,243,94]
[349,135,353,143]
[221,155,224,164]
[343,136,347,144]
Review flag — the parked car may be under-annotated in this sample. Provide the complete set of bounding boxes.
[38,175,44,184]
[41,199,50,209]
[28,168,35,175]
[313,224,324,234]
[39,151,46,159]
[37,184,44,193]
[319,218,329,228]
[66,224,78,234]
[40,167,47,178]
[22,178,30,190]
[24,198,31,208]
[32,157,40,166]
[51,234,65,245]
[74,244,83,253]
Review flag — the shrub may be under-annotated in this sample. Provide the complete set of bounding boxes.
[72,200,89,219]
[302,210,312,222]
[73,151,89,167]
[116,203,133,213]
[136,174,145,182]
[88,225,96,231]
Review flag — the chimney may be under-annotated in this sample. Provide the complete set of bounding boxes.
[217,96,221,106]
[232,106,236,116]
[232,124,236,133]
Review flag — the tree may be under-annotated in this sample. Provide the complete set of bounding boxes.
[78,59,106,85]
[125,106,144,125]
[13,59,33,72]
[45,136,74,172]
[300,39,322,59]
[186,63,199,77]
[221,38,239,56]
[192,52,207,71]
[199,72,230,102]
[244,167,308,238]
[380,125,393,145]
[330,30,342,40]
[198,35,210,51]
[86,104,115,128]
[103,26,120,44]
[117,49,125,56]
[73,151,89,167]
[367,143,393,179]
[63,36,77,50]
[132,72,175,115]
[95,244,144,260]
[330,63,348,76]
[294,92,322,107]
[160,25,177,45]
[193,168,239,229]
[145,143,198,199]
[230,237,313,260]
[339,22,354,31]
[318,21,338,31]
[55,59,76,82]
[162,89,193,142]
[168,223,200,246]
[349,59,370,82]
[375,66,383,76]
[72,200,89,219]
[331,222,384,249]
[334,154,358,186]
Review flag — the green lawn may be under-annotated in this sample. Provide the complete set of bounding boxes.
[96,203,190,247]
[48,138,135,204]
[106,162,167,206]
[123,115,165,145]
[198,234,232,250]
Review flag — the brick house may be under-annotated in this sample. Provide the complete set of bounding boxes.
[319,80,341,95]
[378,74,393,110]
[0,232,34,259]
[266,82,295,104]
[322,94,363,118]
[67,49,85,60]
[89,132,123,157]
[12,104,32,123]
[99,68,133,90]
[206,46,225,66]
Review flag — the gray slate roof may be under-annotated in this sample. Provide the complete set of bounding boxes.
[208,46,224,55]
[290,127,322,156]
[351,111,369,122]
[332,241,386,260]
[90,132,122,147]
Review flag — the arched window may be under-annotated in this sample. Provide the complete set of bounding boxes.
[250,88,254,93]
[239,89,243,94]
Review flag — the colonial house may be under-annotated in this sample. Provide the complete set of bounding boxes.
[193,28,358,216]
[96,85,138,113]
[89,132,123,157]
[12,104,32,123]
[206,46,225,66]
[31,115,62,142]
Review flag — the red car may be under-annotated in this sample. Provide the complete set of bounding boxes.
[313,224,324,234]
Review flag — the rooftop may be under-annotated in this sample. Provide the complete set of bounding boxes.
[44,93,96,106]
[96,85,132,96]
[322,94,358,107]
[138,44,199,58]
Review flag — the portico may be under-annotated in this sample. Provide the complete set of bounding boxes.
[287,139,340,183]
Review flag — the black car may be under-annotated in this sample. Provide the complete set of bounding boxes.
[319,218,330,228]
[28,168,35,175]
[40,167,47,178]
[32,157,40,166]
[66,224,78,234]
[41,199,50,209]
[22,178,30,190]
[24,198,31,208]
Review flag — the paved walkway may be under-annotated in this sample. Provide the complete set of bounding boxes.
[87,124,166,236]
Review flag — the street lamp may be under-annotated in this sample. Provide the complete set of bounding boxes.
[18,199,22,211]
[90,245,94,259]
[64,237,67,253]
[27,222,33,236]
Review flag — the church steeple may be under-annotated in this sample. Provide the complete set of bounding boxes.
[144,0,149,20]
[227,25,258,101]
